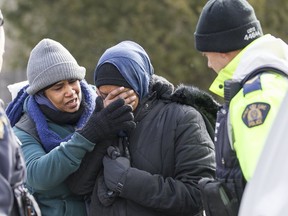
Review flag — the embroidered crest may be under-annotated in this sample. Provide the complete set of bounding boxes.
[242,103,270,128]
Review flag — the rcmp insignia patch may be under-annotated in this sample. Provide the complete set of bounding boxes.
[242,102,270,128]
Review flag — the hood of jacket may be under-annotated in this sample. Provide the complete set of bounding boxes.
[171,84,220,130]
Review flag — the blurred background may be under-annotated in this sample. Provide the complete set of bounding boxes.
[0,0,287,105]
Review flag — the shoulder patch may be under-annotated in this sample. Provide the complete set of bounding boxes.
[242,102,270,128]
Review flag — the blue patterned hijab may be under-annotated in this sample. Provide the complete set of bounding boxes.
[94,41,154,100]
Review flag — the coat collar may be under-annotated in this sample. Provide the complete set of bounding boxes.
[209,34,288,98]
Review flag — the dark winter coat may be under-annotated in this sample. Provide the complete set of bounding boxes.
[0,100,26,215]
[68,77,217,216]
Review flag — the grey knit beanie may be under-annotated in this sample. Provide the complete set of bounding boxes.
[26,38,86,95]
[194,0,263,52]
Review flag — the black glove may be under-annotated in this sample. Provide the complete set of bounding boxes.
[77,97,136,143]
[103,146,130,193]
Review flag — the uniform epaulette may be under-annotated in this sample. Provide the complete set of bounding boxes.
[243,75,262,96]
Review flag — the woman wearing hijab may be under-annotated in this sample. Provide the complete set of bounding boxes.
[6,38,135,216]
[68,40,217,216]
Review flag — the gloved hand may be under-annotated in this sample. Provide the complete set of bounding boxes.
[103,146,130,193]
[96,174,118,207]
[77,96,136,143]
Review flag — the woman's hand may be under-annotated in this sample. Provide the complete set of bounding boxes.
[97,86,137,109]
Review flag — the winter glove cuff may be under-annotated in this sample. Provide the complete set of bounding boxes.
[103,149,131,193]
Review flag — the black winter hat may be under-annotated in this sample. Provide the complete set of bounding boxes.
[194,0,263,52]
[95,63,132,88]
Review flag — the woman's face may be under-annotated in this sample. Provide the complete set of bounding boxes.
[44,79,82,113]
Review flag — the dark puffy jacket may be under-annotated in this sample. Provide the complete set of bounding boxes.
[0,100,26,216]
[68,78,217,216]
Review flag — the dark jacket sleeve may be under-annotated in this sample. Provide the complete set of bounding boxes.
[67,140,114,195]
[120,106,216,215]
[0,106,26,215]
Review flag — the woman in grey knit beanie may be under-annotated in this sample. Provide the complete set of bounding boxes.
[26,38,86,96]
[6,38,136,216]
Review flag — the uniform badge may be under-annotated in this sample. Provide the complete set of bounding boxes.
[242,102,270,128]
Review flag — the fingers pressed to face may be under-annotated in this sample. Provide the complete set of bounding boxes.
[117,90,138,111]
[121,90,137,106]
[100,86,137,108]
[106,87,133,100]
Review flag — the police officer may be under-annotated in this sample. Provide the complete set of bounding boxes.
[194,0,288,215]
[0,10,27,215]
